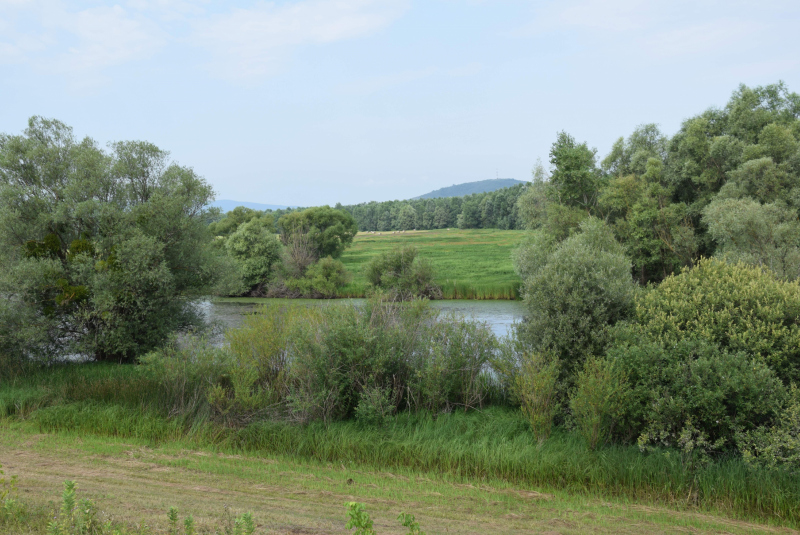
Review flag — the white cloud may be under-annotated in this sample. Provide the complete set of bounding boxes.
[193,0,409,80]
[0,1,166,86]
[644,19,760,58]
[519,0,794,60]
[48,5,165,76]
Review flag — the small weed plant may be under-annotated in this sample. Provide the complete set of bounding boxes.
[345,503,426,535]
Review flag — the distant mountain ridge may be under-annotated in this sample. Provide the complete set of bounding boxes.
[211,200,291,212]
[413,179,524,200]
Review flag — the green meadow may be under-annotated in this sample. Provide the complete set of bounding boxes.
[338,228,525,299]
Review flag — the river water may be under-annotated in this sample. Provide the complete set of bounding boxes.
[201,298,526,338]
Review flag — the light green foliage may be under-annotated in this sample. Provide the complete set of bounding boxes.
[602,124,668,177]
[739,385,800,473]
[0,463,21,526]
[570,357,629,450]
[514,352,560,443]
[0,117,223,363]
[397,513,425,535]
[46,481,105,535]
[277,206,358,259]
[225,219,282,292]
[343,183,526,231]
[355,385,395,427]
[364,245,441,299]
[344,502,375,535]
[206,304,310,424]
[516,218,635,378]
[703,197,800,279]
[629,257,800,384]
[548,131,604,211]
[209,206,275,238]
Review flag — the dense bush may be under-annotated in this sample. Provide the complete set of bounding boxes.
[515,218,636,379]
[224,218,282,293]
[283,256,351,298]
[739,385,800,473]
[364,246,441,300]
[628,257,800,384]
[608,336,785,454]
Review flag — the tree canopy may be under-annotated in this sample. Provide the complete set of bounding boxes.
[0,117,223,363]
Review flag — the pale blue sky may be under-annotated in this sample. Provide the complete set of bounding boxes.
[2,0,799,206]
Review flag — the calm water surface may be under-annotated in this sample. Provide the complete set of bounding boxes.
[201,298,526,338]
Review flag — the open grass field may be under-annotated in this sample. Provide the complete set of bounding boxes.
[1,425,796,535]
[338,229,526,299]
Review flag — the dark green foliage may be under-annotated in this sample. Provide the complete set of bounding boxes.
[364,246,441,299]
[277,206,358,259]
[609,336,785,453]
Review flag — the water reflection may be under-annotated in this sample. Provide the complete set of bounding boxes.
[200,298,526,338]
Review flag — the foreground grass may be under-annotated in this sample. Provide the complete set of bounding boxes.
[2,363,800,532]
[1,425,795,535]
[338,229,525,299]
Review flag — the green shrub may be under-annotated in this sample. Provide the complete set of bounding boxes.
[739,384,800,473]
[609,335,786,454]
[516,218,635,380]
[355,386,395,427]
[224,218,282,293]
[284,256,351,298]
[569,357,629,450]
[629,257,800,384]
[364,246,441,300]
[514,352,560,443]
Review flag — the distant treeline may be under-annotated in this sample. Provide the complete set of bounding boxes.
[337,183,527,231]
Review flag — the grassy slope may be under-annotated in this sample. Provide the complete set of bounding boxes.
[3,364,800,531]
[338,229,525,299]
[0,426,793,535]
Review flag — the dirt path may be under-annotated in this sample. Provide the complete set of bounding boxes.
[0,430,796,535]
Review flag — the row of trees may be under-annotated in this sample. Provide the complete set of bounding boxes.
[338,183,526,231]
[518,81,800,284]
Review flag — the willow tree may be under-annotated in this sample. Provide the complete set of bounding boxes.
[0,117,225,364]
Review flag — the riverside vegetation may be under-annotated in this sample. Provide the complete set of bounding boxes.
[2,82,800,533]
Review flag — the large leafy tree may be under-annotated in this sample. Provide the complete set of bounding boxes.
[0,117,223,363]
[548,131,603,212]
[277,206,358,259]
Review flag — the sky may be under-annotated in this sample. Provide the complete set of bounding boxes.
[2,0,799,207]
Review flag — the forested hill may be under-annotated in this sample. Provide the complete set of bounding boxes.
[339,183,528,231]
[414,178,524,199]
